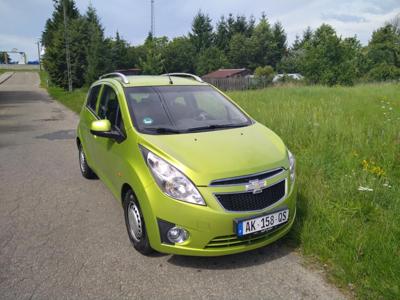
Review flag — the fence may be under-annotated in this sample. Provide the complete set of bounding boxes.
[203,77,269,91]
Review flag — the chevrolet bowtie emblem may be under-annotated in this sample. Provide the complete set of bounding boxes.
[245,179,266,194]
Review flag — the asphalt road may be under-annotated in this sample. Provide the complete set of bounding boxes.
[0,72,345,300]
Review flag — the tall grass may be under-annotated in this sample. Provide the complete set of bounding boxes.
[230,84,400,299]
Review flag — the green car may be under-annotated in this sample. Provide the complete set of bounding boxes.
[77,72,297,256]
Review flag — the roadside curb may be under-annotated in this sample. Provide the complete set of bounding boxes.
[0,72,15,85]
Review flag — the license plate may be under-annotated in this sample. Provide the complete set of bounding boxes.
[236,209,289,237]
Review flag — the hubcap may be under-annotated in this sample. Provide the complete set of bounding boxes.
[79,148,86,173]
[127,200,142,242]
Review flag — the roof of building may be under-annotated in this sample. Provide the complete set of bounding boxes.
[203,68,249,79]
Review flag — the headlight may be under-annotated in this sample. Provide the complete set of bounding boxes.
[288,150,296,182]
[141,148,205,206]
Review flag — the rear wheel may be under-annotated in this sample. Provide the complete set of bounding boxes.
[123,190,154,255]
[78,144,97,179]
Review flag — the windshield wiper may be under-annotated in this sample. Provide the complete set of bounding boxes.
[186,123,248,132]
[144,127,182,134]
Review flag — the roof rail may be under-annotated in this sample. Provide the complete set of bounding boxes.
[99,72,129,84]
[162,73,204,83]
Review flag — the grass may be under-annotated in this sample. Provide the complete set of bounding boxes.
[40,72,399,298]
[230,84,400,299]
[39,71,88,113]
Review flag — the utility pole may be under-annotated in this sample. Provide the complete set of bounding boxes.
[151,0,155,36]
[62,0,73,92]
[36,41,42,71]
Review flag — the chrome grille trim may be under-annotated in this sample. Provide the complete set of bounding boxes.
[209,167,285,187]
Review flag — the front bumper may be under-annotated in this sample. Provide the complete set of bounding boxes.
[141,170,297,256]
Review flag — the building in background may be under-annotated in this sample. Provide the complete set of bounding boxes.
[202,68,251,80]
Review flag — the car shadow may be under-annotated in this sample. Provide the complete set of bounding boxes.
[167,238,295,270]
[166,191,309,270]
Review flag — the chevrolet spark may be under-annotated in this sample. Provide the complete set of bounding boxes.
[77,72,297,256]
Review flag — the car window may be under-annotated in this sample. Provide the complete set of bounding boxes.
[125,86,172,128]
[194,93,229,120]
[115,109,126,134]
[98,85,120,128]
[124,85,251,134]
[86,85,101,112]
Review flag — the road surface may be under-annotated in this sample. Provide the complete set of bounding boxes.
[0,72,345,299]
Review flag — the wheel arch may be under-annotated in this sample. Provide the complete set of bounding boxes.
[121,183,135,203]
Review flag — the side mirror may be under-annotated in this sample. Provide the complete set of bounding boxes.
[90,119,125,143]
[91,119,111,132]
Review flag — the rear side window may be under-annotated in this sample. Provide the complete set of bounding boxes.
[86,85,101,111]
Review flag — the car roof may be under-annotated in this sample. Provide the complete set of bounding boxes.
[96,75,209,88]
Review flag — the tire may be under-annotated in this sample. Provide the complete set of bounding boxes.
[78,144,97,179]
[123,190,154,255]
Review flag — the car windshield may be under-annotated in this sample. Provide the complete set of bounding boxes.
[124,85,252,134]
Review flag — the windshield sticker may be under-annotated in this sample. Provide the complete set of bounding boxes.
[143,117,153,125]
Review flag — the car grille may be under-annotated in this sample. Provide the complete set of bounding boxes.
[205,224,287,249]
[214,180,286,212]
[210,168,284,186]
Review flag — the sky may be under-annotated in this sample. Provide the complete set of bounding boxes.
[0,0,399,62]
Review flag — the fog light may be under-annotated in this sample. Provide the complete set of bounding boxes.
[167,227,189,243]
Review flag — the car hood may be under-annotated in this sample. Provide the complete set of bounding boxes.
[139,123,289,186]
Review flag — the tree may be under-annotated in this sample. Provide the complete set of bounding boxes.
[83,4,111,84]
[249,13,274,69]
[139,34,166,74]
[269,22,287,67]
[215,16,230,53]
[67,16,88,87]
[254,65,274,78]
[301,24,359,85]
[0,52,11,64]
[189,12,214,53]
[387,13,400,35]
[367,63,400,81]
[228,33,252,68]
[41,0,80,49]
[195,47,229,75]
[278,26,312,73]
[42,0,84,88]
[164,36,196,73]
[367,25,400,67]
[109,32,130,70]
[365,24,400,81]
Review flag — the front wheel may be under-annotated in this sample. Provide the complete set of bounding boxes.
[78,144,97,179]
[123,190,154,255]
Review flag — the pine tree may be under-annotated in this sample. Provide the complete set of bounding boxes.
[189,12,214,53]
[215,16,230,53]
[84,4,111,84]
[270,22,287,68]
[139,33,167,74]
[110,32,130,70]
[41,0,82,89]
[249,13,273,68]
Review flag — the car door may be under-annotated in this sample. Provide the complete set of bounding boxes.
[92,84,127,192]
[79,84,102,168]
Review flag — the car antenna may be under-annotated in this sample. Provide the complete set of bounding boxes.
[162,61,173,84]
